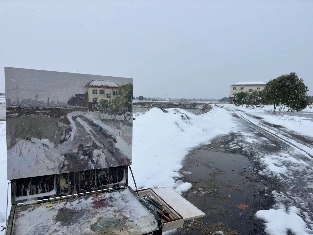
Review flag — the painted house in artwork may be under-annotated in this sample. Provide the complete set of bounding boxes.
[229,81,267,100]
[86,80,120,111]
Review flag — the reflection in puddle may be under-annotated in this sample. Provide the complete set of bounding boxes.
[178,149,277,235]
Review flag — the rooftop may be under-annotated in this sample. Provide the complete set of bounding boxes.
[233,81,266,86]
[87,80,120,88]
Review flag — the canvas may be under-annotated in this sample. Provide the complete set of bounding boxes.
[5,67,133,180]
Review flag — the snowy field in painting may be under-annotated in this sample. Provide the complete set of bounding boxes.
[1,104,313,234]
[7,111,132,180]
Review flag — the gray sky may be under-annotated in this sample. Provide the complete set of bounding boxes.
[1,1,313,99]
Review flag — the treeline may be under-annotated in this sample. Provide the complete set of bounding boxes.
[234,72,311,112]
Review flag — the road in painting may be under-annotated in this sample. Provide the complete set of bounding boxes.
[5,67,133,180]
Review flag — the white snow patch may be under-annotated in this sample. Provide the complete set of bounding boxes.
[256,204,310,235]
[174,181,192,194]
[260,156,288,177]
[66,111,83,141]
[8,138,61,180]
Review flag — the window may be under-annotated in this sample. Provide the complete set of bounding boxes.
[233,87,237,90]
[241,87,244,90]
[92,89,97,94]
[93,98,98,103]
[113,91,118,96]
[257,87,260,90]
[106,94,111,98]
[248,89,253,92]
[100,90,104,94]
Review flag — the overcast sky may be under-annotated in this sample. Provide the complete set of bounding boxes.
[1,1,312,99]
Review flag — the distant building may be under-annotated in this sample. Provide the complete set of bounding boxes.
[86,80,120,111]
[229,81,266,100]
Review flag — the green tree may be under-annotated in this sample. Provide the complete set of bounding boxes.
[138,96,144,101]
[98,99,109,113]
[107,83,133,120]
[246,90,263,107]
[264,72,310,111]
[233,92,248,106]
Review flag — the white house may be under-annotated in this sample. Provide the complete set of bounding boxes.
[86,80,120,111]
[229,81,266,100]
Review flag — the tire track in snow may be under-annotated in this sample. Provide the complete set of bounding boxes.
[243,112,313,151]
[224,107,313,159]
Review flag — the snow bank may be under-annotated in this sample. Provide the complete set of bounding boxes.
[66,111,84,141]
[8,138,61,180]
[256,204,310,235]
[129,107,238,194]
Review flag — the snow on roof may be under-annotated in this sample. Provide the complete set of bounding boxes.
[87,80,120,88]
[233,81,266,86]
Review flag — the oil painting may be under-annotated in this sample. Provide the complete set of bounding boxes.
[5,67,133,180]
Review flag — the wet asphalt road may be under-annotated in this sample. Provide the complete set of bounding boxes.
[173,108,313,235]
[176,145,279,235]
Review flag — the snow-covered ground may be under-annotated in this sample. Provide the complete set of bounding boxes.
[229,104,313,138]
[223,104,313,235]
[129,107,238,193]
[1,104,313,234]
[130,105,313,235]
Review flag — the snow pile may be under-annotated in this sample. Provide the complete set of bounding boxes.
[256,204,310,235]
[129,107,238,194]
[8,138,61,179]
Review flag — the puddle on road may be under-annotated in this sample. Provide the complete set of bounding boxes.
[177,148,277,235]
